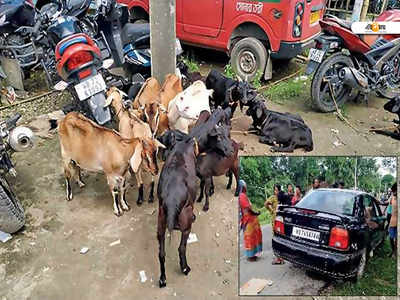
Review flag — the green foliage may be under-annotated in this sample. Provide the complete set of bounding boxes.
[256,207,272,226]
[224,64,236,79]
[328,239,397,296]
[240,156,396,211]
[223,64,263,88]
[182,57,200,72]
[262,77,310,103]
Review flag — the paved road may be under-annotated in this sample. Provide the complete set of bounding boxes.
[239,224,329,296]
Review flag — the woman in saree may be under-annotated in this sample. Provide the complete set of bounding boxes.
[239,180,263,261]
[265,184,285,265]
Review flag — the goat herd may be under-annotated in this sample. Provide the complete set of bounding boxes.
[56,67,314,288]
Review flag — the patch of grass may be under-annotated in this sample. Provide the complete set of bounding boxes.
[182,57,200,72]
[251,70,263,89]
[224,64,236,79]
[263,76,311,104]
[328,239,397,296]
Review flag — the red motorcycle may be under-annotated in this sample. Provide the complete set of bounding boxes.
[306,10,400,112]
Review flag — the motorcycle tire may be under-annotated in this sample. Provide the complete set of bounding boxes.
[311,53,354,112]
[0,176,25,234]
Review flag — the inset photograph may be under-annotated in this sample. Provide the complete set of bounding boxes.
[239,156,397,296]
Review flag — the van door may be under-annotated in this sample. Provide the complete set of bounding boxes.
[181,0,223,38]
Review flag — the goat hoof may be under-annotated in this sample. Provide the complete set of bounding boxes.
[202,205,209,212]
[114,210,123,217]
[182,266,191,275]
[196,197,203,203]
[159,278,167,288]
[226,185,231,190]
[66,195,73,201]
[234,191,239,197]
[148,197,154,203]
[78,181,86,188]
[136,200,143,206]
[122,205,130,212]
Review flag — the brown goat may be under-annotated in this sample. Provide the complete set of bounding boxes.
[133,74,183,136]
[58,112,164,216]
[196,139,243,211]
[106,87,161,204]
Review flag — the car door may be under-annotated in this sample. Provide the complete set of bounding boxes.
[364,195,384,250]
[181,0,223,38]
[370,196,386,249]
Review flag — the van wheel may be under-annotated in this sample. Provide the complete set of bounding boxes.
[230,37,267,81]
[355,248,367,281]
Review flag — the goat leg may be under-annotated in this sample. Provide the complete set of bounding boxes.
[120,178,130,211]
[112,188,122,216]
[197,178,205,203]
[226,170,233,190]
[178,206,192,275]
[65,178,73,201]
[209,177,215,196]
[271,142,296,153]
[135,171,144,206]
[203,177,212,212]
[77,168,85,188]
[157,206,167,288]
[149,177,155,203]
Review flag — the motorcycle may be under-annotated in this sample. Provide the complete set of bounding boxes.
[0,113,35,233]
[39,0,182,125]
[305,10,400,112]
[0,0,41,90]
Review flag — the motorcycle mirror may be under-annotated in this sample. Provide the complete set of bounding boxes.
[102,59,114,70]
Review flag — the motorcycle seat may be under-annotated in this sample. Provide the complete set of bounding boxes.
[121,23,150,46]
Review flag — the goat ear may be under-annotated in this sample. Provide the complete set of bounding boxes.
[155,139,166,149]
[130,142,143,173]
[393,103,400,113]
[256,107,262,119]
[104,94,114,107]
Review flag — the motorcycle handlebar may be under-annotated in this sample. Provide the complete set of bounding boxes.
[6,113,21,130]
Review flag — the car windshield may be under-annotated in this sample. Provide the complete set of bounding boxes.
[295,190,356,216]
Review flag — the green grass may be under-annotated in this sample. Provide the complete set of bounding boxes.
[328,239,397,296]
[182,57,200,72]
[223,64,236,79]
[262,76,311,104]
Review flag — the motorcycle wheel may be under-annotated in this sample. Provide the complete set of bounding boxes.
[311,53,354,112]
[0,176,25,234]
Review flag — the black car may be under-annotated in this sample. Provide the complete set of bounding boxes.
[272,189,386,280]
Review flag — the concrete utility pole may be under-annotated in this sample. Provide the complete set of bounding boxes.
[351,0,364,22]
[149,0,176,83]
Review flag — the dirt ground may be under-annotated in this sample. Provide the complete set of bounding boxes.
[240,225,330,296]
[0,137,237,300]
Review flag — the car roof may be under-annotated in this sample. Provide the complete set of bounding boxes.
[313,188,365,196]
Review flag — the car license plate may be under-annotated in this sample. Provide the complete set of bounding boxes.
[308,48,325,63]
[74,74,106,101]
[310,11,320,24]
[292,226,320,242]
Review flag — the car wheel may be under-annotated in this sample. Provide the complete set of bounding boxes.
[230,37,267,81]
[355,248,367,280]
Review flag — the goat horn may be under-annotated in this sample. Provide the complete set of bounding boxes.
[155,139,166,149]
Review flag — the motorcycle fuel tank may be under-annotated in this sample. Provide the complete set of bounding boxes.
[64,0,92,18]
[48,16,81,44]
[0,0,35,30]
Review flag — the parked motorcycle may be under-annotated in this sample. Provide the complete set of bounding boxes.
[306,10,400,112]
[0,113,35,233]
[0,0,41,90]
